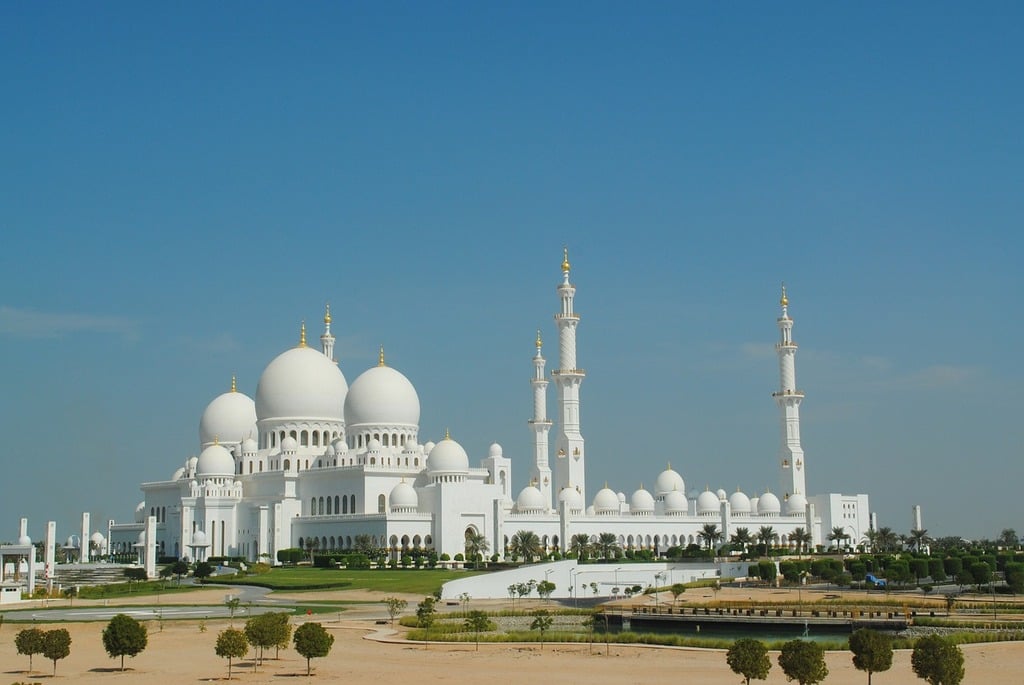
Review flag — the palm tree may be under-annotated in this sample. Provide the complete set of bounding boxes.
[509,530,542,562]
[730,527,753,554]
[464,530,490,568]
[862,528,879,552]
[698,524,720,551]
[828,526,850,552]
[757,526,776,555]
[569,533,592,560]
[305,536,319,562]
[876,527,900,553]
[790,527,812,555]
[595,533,620,560]
[909,528,930,554]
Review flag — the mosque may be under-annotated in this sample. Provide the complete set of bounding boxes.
[106,250,870,566]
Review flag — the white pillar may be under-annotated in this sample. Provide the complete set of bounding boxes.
[45,521,56,584]
[145,516,158,578]
[18,517,28,541]
[913,504,922,531]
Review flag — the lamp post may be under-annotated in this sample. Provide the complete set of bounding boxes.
[654,572,665,611]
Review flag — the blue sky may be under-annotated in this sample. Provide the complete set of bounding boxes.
[1,3,1021,542]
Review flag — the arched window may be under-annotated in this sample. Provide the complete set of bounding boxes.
[284,459,290,471]
[258,460,263,472]
[311,498,316,515]
[298,536,304,550]
[383,434,389,447]
[350,494,356,513]
[334,495,340,513]
[300,430,309,446]
[342,497,348,515]
[318,497,325,515]
[312,431,319,447]
[326,498,332,515]
[249,462,253,474]
[162,507,166,522]
[290,430,297,440]
[378,494,386,513]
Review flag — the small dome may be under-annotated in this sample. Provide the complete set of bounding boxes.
[66,535,76,547]
[90,531,105,544]
[187,456,199,472]
[402,441,420,456]
[325,442,336,456]
[134,502,146,523]
[199,389,256,448]
[489,442,503,458]
[696,489,721,515]
[759,492,781,515]
[558,487,584,511]
[585,505,596,516]
[137,531,146,544]
[516,485,546,512]
[654,466,685,497]
[18,534,31,546]
[630,487,655,513]
[786,493,808,515]
[729,490,751,514]
[344,364,420,430]
[241,437,258,454]
[593,487,620,514]
[426,437,469,473]
[390,481,419,511]
[334,438,350,455]
[423,440,436,454]
[617,492,626,502]
[749,496,760,514]
[281,436,298,452]
[191,530,208,546]
[664,489,688,515]
[367,438,382,451]
[196,443,236,477]
[255,345,348,422]
[171,467,185,481]
[716,488,728,501]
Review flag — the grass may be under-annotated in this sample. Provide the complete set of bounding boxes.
[204,567,480,594]
[76,580,212,600]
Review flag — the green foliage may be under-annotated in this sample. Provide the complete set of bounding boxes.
[293,622,334,676]
[969,562,992,587]
[536,580,556,599]
[383,597,408,625]
[1005,562,1024,593]
[758,560,777,582]
[102,614,148,671]
[244,612,291,666]
[215,627,248,679]
[778,639,828,685]
[849,628,893,683]
[41,628,71,676]
[726,638,771,684]
[123,567,148,584]
[463,610,493,649]
[193,561,214,582]
[15,628,45,671]
[277,548,305,564]
[530,610,554,650]
[911,635,964,685]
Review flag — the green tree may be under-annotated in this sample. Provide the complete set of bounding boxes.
[193,561,214,583]
[1004,562,1024,593]
[909,529,930,554]
[757,526,776,555]
[849,628,893,685]
[569,533,592,560]
[778,639,828,685]
[463,610,491,650]
[123,567,148,591]
[172,559,189,584]
[595,532,620,560]
[536,580,556,600]
[727,637,771,684]
[464,530,490,568]
[530,609,554,651]
[911,634,964,685]
[509,530,542,561]
[731,527,754,554]
[698,523,720,551]
[416,596,436,649]
[15,627,45,672]
[353,534,376,555]
[293,622,334,676]
[383,597,408,625]
[998,528,1019,549]
[215,627,248,679]
[828,526,850,552]
[42,628,72,676]
[102,614,149,671]
[790,528,813,556]
[244,611,291,666]
[670,583,687,605]
[969,561,992,589]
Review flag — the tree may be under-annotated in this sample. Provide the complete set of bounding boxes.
[727,638,771,684]
[757,526,776,555]
[463,610,491,650]
[791,528,813,556]
[875,527,901,553]
[193,561,214,583]
[304,536,320,562]
[15,627,45,672]
[731,527,754,554]
[998,528,1019,549]
[595,532,620,560]
[509,530,542,561]
[909,529,930,554]
[42,628,72,676]
[537,580,556,600]
[849,628,893,685]
[778,639,828,685]
[123,567,148,591]
[245,611,291,666]
[670,583,687,606]
[172,559,189,584]
[569,533,592,560]
[293,622,334,676]
[698,523,720,551]
[464,530,490,568]
[353,534,376,555]
[102,613,149,671]
[911,634,964,685]
[215,627,248,679]
[530,609,553,651]
[828,526,850,552]
[416,596,436,649]
[969,561,992,589]
[383,597,408,625]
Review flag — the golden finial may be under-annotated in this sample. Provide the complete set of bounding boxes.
[378,345,386,367]
[561,246,571,273]
[780,283,788,307]
[444,427,451,440]
[604,481,608,489]
[667,461,672,470]
[299,321,307,347]
[324,303,332,325]
[230,375,237,393]
[214,435,219,445]
[535,330,542,348]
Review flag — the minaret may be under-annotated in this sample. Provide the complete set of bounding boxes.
[529,330,553,507]
[320,303,335,361]
[773,284,806,498]
[552,248,586,500]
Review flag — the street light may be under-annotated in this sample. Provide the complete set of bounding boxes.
[654,572,665,611]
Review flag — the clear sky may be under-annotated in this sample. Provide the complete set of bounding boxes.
[1,3,1021,543]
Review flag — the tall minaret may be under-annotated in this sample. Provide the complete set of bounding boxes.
[529,330,553,507]
[552,248,586,500]
[773,284,806,498]
[320,303,335,361]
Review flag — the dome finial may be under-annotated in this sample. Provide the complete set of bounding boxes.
[780,282,788,307]
[561,246,571,273]
[214,435,219,445]
[324,303,332,325]
[535,329,542,348]
[378,345,386,367]
[299,321,307,347]
[444,427,451,441]
[231,375,237,393]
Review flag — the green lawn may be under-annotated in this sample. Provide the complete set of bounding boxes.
[77,580,214,600]
[205,567,481,595]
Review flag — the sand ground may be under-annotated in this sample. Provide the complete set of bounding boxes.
[2,586,1021,683]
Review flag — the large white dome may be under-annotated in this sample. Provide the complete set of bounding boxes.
[654,466,685,497]
[593,486,619,514]
[664,489,688,515]
[516,486,546,513]
[426,437,469,473]
[389,481,419,511]
[630,487,655,514]
[255,346,348,422]
[759,491,781,515]
[785,493,808,515]
[199,387,257,447]
[344,364,420,429]
[196,443,236,477]
[729,490,752,514]
[558,486,584,511]
[696,489,721,515]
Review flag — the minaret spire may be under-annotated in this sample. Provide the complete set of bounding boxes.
[773,283,806,498]
[552,247,586,502]
[320,303,336,362]
[529,330,553,508]
[299,321,307,348]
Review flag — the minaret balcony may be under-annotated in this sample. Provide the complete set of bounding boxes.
[527,419,552,426]
[772,390,805,398]
[554,313,580,321]
[775,342,798,350]
[551,368,585,376]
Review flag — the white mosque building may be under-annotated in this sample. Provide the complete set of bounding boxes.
[107,250,870,565]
